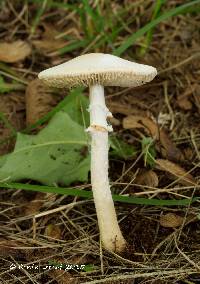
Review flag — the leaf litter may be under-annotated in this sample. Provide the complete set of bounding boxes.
[160,213,184,228]
[32,23,67,55]
[0,1,200,283]
[25,79,61,126]
[123,115,183,161]
[0,40,31,63]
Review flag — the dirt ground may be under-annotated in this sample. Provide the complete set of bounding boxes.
[0,1,200,283]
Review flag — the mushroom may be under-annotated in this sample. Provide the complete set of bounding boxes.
[38,53,157,253]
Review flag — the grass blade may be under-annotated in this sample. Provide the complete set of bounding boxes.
[59,39,89,54]
[114,0,200,56]
[139,0,166,55]
[31,0,48,35]
[0,182,199,207]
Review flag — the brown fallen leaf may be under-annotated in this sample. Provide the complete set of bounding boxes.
[0,239,25,257]
[0,40,31,63]
[0,93,25,154]
[25,79,60,126]
[123,115,182,161]
[160,213,184,228]
[177,85,196,110]
[33,24,66,54]
[45,224,62,240]
[108,116,121,126]
[155,159,196,186]
[48,270,79,284]
[107,101,149,117]
[135,169,159,188]
[177,96,192,110]
[24,192,45,215]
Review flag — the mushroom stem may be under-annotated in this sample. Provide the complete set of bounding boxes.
[88,84,126,252]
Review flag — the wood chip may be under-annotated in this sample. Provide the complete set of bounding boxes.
[0,40,31,63]
[160,213,184,228]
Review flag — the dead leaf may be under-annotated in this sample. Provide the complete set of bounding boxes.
[0,239,25,257]
[177,96,192,110]
[108,116,121,126]
[45,224,62,240]
[160,213,184,228]
[0,40,31,63]
[48,270,79,284]
[33,24,66,54]
[0,93,25,154]
[24,192,45,215]
[177,85,196,110]
[123,115,182,161]
[135,169,158,188]
[155,159,196,186]
[123,116,143,129]
[25,79,60,126]
[107,101,148,117]
[33,38,66,54]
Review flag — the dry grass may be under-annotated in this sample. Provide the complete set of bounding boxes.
[0,0,200,283]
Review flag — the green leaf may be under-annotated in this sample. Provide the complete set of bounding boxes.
[141,137,156,168]
[82,264,96,272]
[59,39,90,55]
[109,135,136,159]
[0,111,90,186]
[61,87,90,127]
[0,88,138,186]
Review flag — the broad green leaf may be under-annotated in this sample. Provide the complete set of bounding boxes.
[0,88,138,185]
[61,87,90,126]
[0,111,90,185]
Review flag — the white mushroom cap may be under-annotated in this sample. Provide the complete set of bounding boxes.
[38,53,157,88]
